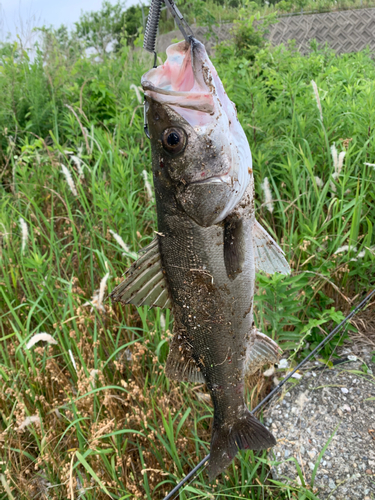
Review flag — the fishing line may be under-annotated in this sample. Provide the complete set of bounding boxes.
[163,288,375,500]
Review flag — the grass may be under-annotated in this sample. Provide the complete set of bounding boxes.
[0,23,374,500]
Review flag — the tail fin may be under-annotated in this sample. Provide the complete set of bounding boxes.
[208,410,276,480]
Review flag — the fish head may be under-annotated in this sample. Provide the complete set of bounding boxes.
[142,38,252,226]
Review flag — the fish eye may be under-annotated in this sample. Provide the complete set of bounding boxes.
[161,127,186,155]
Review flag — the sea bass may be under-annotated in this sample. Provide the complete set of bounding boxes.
[111,38,290,479]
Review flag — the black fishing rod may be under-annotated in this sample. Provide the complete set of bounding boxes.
[163,288,375,500]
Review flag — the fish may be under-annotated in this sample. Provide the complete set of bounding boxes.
[110,37,290,480]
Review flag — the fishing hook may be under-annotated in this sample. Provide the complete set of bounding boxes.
[143,0,195,139]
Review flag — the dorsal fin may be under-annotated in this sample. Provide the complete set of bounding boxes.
[253,221,290,275]
[246,329,282,376]
[110,237,171,309]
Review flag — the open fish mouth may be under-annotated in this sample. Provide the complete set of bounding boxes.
[142,39,216,120]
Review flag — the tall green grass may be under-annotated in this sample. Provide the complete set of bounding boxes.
[0,31,374,499]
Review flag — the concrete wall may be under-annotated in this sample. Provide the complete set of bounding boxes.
[156,7,375,55]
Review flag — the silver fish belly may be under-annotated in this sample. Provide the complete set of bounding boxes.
[111,37,290,479]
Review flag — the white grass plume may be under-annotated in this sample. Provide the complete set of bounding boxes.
[160,313,166,331]
[109,230,130,252]
[26,333,58,349]
[83,271,110,313]
[18,415,41,430]
[98,272,110,310]
[350,247,375,261]
[334,245,357,254]
[69,349,77,373]
[261,177,274,213]
[330,144,346,193]
[331,148,346,180]
[364,162,375,169]
[142,170,154,203]
[19,217,29,254]
[314,176,324,188]
[90,369,99,388]
[70,155,84,178]
[311,80,323,121]
[61,164,78,196]
[130,84,143,104]
[109,230,138,259]
[0,222,9,241]
[331,143,338,171]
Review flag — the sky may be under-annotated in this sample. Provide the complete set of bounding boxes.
[0,0,140,42]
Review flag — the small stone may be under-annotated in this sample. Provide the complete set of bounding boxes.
[365,469,372,474]
[341,388,349,394]
[285,450,290,458]
[329,479,336,489]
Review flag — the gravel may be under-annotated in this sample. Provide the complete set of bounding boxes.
[265,348,375,499]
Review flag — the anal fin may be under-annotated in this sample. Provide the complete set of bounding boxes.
[246,329,282,376]
[165,329,205,384]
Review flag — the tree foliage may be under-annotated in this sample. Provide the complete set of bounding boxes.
[74,0,145,55]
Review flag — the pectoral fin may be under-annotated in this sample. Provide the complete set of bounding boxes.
[110,237,171,309]
[246,329,282,376]
[224,217,245,280]
[253,220,290,275]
